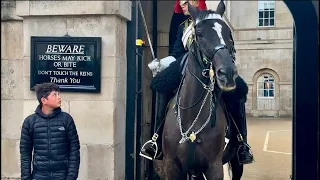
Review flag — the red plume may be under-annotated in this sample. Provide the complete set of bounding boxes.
[174,0,207,13]
[198,0,207,10]
[174,0,183,13]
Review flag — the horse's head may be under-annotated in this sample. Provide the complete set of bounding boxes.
[188,0,238,91]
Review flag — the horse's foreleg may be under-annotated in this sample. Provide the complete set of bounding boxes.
[204,162,224,180]
[163,158,184,180]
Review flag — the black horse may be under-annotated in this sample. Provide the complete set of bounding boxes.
[162,2,240,179]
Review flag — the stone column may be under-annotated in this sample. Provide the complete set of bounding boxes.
[1,1,25,179]
[1,1,131,179]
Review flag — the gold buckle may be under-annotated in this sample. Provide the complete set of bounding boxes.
[151,133,159,141]
[237,134,244,142]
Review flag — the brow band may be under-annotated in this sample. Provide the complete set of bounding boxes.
[196,13,223,24]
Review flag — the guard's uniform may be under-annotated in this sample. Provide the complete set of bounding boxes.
[170,17,192,60]
[149,17,193,94]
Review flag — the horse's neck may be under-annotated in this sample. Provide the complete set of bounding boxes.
[179,55,208,109]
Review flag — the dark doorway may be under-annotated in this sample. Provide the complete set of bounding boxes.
[125,1,319,180]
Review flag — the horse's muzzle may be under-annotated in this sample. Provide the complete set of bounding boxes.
[216,65,238,91]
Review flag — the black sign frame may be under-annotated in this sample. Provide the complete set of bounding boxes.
[30,36,101,93]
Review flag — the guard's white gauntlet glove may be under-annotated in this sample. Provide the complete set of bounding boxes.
[148,56,176,77]
[148,58,160,77]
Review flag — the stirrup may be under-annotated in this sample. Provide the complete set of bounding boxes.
[139,134,159,160]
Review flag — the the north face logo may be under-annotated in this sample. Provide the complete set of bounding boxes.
[58,127,65,131]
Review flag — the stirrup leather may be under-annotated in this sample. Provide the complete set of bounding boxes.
[139,134,159,160]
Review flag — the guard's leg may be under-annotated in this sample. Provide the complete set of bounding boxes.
[222,76,254,165]
[141,55,185,160]
[235,97,255,164]
[230,155,243,180]
[140,92,172,160]
[154,92,174,159]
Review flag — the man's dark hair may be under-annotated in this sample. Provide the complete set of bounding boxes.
[34,83,60,104]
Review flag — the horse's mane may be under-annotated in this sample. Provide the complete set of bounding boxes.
[196,9,218,21]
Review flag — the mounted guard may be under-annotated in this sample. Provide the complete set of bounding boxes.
[140,0,254,168]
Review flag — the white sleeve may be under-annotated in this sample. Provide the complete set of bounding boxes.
[159,56,176,71]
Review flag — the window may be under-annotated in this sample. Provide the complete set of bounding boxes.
[257,74,275,98]
[258,1,275,27]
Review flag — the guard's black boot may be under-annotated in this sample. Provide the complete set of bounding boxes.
[140,93,170,160]
[237,140,254,165]
[223,76,254,165]
[233,98,255,165]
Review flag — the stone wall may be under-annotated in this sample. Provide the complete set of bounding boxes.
[1,1,130,179]
[229,1,293,117]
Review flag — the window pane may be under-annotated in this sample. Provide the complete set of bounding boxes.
[258,1,264,10]
[270,11,274,18]
[269,90,274,97]
[264,11,269,18]
[270,19,275,26]
[259,19,263,26]
[264,90,268,96]
[270,2,275,10]
[269,82,274,89]
[259,11,263,18]
[264,2,269,10]
[258,90,265,97]
[264,19,269,26]
[257,76,264,82]
[258,82,264,89]
[265,82,272,89]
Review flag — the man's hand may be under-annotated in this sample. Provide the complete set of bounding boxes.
[147,58,160,77]
[148,56,177,77]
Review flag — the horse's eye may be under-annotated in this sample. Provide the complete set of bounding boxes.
[197,32,203,38]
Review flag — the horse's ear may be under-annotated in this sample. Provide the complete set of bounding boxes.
[188,2,199,20]
[216,0,225,16]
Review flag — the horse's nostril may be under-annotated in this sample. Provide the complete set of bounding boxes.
[217,68,227,77]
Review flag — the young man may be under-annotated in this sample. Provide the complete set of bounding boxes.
[142,0,254,165]
[20,83,80,180]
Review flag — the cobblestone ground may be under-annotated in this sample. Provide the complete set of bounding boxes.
[241,117,292,180]
[151,117,293,180]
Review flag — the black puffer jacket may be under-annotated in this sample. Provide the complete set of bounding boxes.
[20,105,80,180]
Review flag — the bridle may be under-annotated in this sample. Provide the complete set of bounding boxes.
[175,14,231,144]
